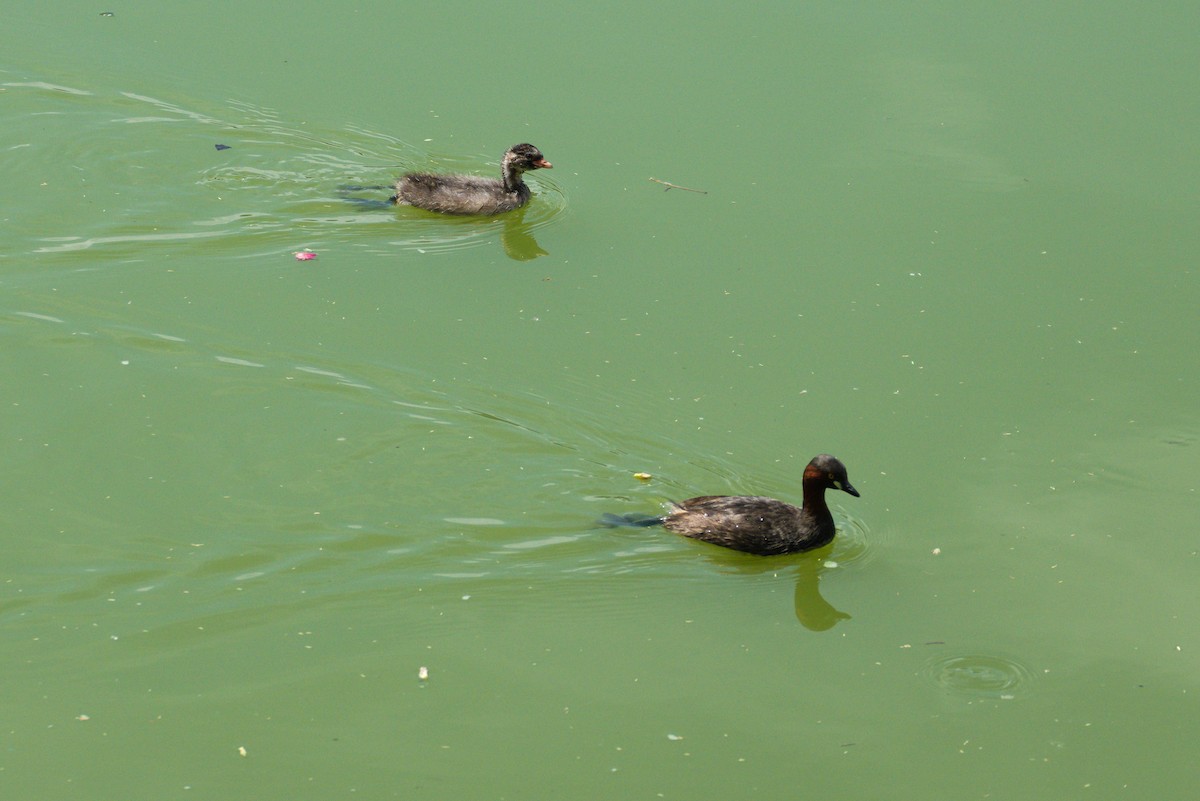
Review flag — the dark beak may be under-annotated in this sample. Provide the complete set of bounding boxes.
[840,482,860,498]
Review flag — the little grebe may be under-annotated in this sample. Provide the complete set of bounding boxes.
[391,143,552,215]
[602,454,860,556]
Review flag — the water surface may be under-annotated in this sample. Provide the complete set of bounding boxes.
[3,2,1198,799]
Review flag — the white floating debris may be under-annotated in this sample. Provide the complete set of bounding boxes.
[667,733,683,741]
[823,560,838,569]
[418,666,429,681]
[237,746,247,757]
[932,548,941,555]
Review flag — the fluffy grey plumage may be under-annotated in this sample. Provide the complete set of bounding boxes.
[391,143,552,215]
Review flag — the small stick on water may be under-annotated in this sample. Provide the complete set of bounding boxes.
[649,177,708,194]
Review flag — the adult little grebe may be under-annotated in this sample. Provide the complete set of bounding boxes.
[391,143,552,215]
[602,454,860,556]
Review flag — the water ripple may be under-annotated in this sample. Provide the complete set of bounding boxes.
[828,512,879,567]
[7,79,566,263]
[923,653,1036,699]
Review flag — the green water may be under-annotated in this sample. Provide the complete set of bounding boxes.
[4,2,1198,799]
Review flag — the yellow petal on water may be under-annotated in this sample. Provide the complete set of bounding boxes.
[238,746,247,757]
[633,472,652,481]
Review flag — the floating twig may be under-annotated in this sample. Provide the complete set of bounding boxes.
[649,177,707,194]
